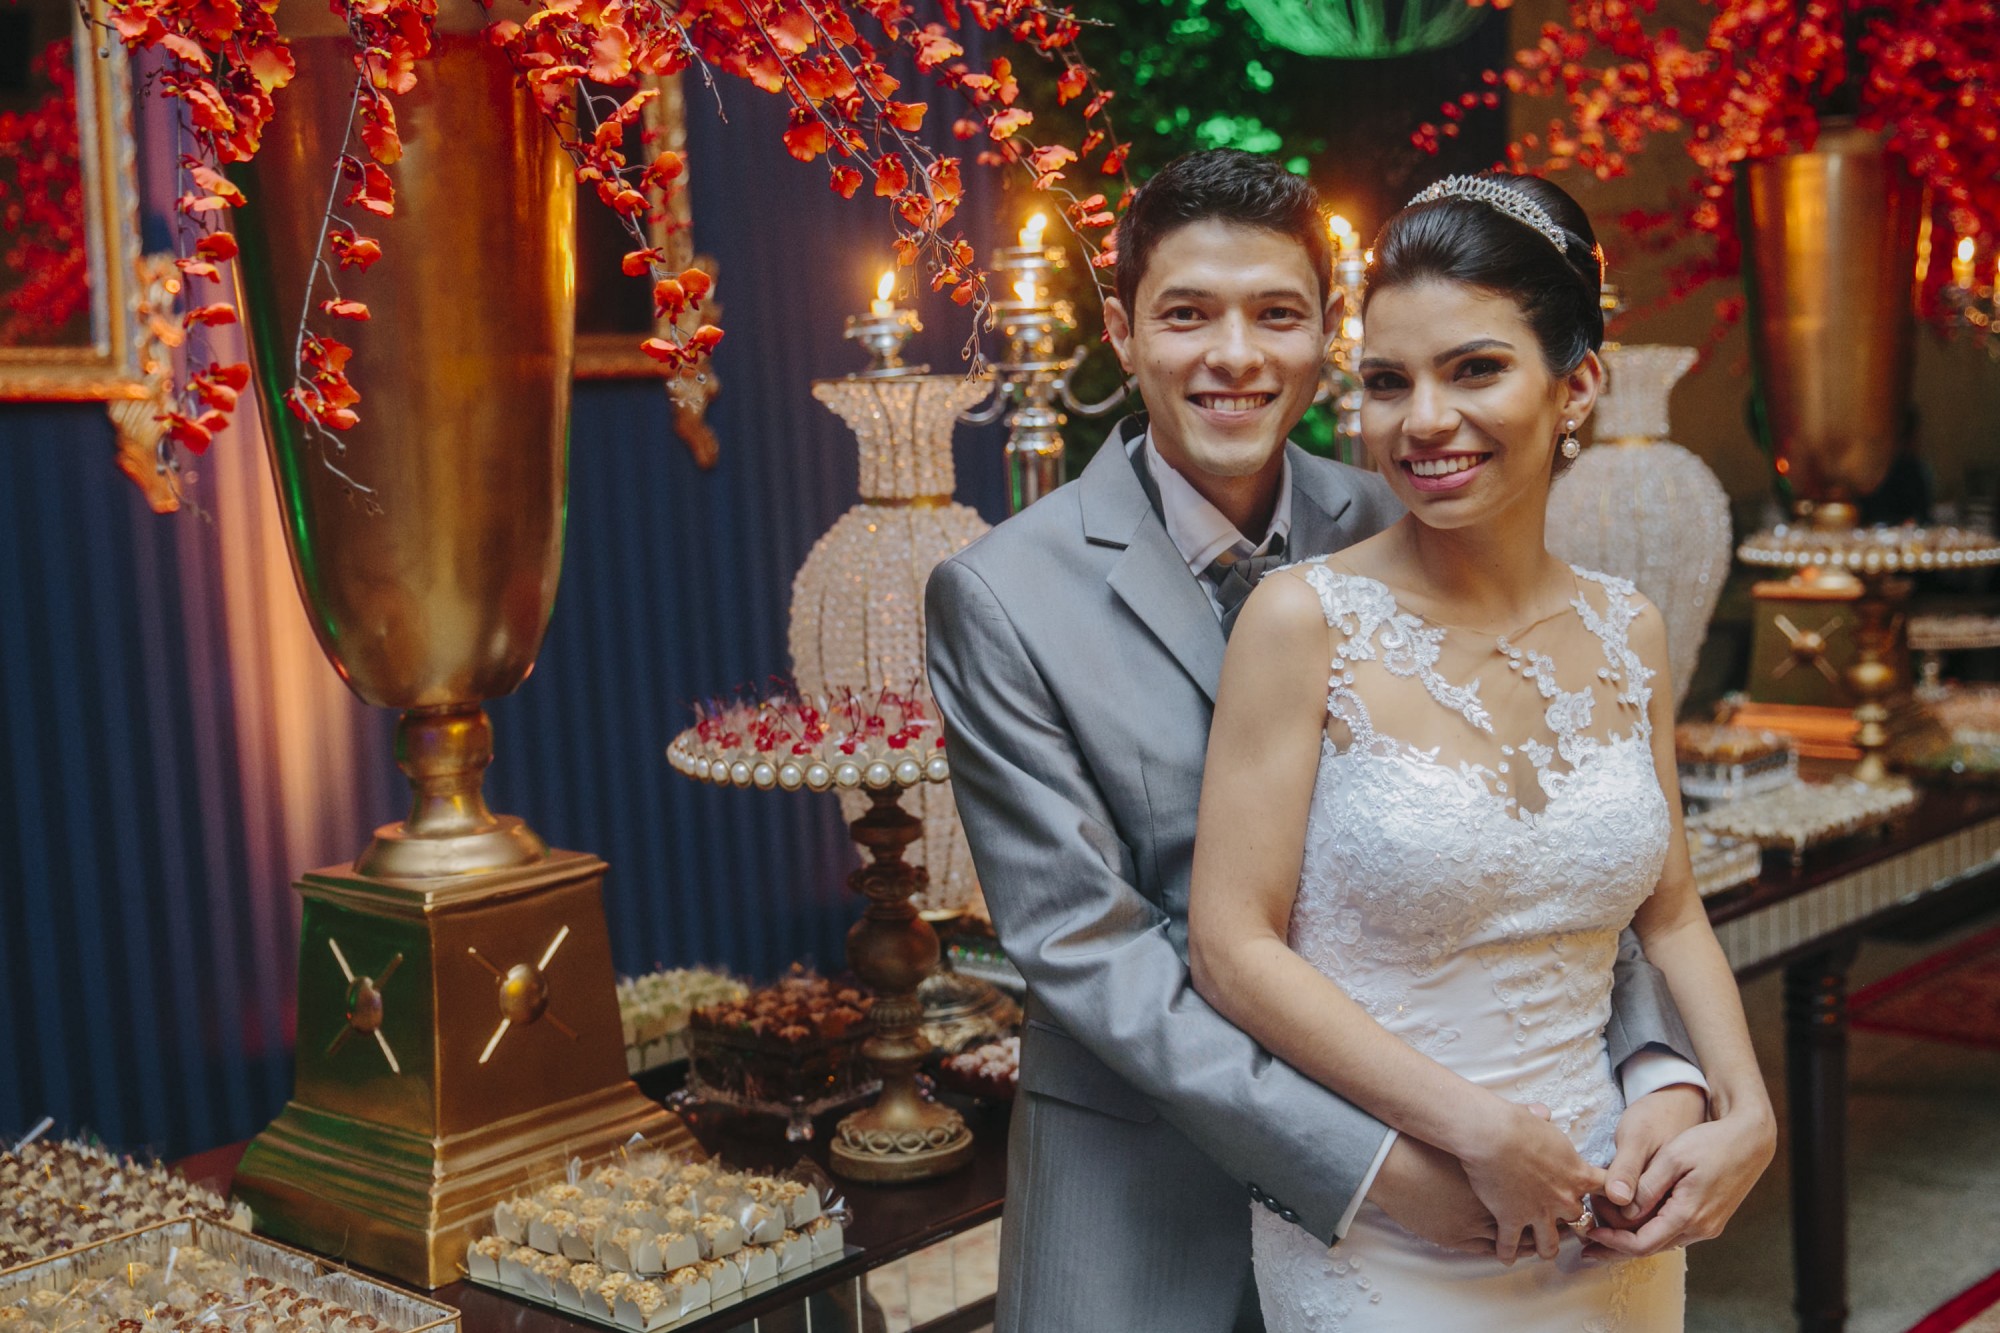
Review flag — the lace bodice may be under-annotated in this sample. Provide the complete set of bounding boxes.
[1250,562,1682,1328]
[1282,559,1671,1163]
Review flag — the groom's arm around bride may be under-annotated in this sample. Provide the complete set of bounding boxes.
[929,542,1492,1333]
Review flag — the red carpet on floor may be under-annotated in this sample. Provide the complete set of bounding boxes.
[1907,1269,2000,1333]
[1850,925,2000,1052]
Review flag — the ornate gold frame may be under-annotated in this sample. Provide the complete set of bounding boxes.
[571,71,722,469]
[0,0,178,510]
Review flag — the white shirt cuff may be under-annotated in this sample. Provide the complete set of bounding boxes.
[1619,1046,1709,1105]
[1336,1129,1400,1239]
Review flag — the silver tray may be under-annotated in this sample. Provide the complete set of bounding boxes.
[465,1247,850,1331]
[0,1215,459,1331]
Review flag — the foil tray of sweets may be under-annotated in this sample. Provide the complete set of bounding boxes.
[1923,683,2000,750]
[0,1215,459,1331]
[618,968,749,1076]
[681,969,876,1140]
[1674,723,1798,805]
[1895,684,2000,782]
[1687,777,1918,864]
[943,936,1025,996]
[1688,831,1763,900]
[463,1141,850,1332]
[934,1036,1020,1103]
[1,1132,251,1271]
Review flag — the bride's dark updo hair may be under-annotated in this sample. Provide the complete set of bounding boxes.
[1363,174,1604,376]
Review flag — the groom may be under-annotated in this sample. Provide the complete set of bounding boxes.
[927,151,1708,1333]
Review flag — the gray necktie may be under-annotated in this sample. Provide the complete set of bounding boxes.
[1207,533,1288,638]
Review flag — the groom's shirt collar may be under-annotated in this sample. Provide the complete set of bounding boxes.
[1133,431,1294,577]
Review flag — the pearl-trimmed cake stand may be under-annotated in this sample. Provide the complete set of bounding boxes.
[668,696,974,1183]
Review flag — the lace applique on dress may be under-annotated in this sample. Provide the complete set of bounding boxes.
[1250,558,1683,1332]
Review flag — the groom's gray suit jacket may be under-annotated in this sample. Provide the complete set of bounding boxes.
[925,419,1695,1333]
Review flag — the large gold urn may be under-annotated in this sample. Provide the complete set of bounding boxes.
[230,0,682,1286]
[1741,121,1924,505]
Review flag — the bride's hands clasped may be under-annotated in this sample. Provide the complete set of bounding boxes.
[1456,1098,1607,1263]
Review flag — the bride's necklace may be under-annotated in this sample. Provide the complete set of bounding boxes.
[1394,570,1583,644]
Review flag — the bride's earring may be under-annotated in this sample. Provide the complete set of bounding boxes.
[1559,420,1581,460]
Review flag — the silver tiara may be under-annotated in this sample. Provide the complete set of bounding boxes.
[1406,175,1568,253]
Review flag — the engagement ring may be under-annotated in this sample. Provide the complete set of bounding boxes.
[1564,1200,1598,1234]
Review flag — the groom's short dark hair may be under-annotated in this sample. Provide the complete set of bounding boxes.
[1113,150,1331,312]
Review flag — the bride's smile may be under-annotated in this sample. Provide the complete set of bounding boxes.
[1358,280,1599,529]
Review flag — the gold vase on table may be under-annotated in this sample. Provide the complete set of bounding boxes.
[229,0,682,1287]
[1740,120,1924,507]
[1736,123,1928,770]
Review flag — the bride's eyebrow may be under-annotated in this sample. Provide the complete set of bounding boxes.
[1358,338,1516,373]
[1434,337,1515,364]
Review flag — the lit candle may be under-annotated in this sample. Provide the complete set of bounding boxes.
[1018,212,1048,250]
[1953,236,1976,290]
[871,270,895,318]
[1327,214,1356,254]
[1013,275,1039,305]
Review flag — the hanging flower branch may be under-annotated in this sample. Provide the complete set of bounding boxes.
[959,37,1130,278]
[97,0,1125,491]
[1415,0,2000,322]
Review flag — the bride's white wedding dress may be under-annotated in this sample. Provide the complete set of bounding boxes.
[1249,559,1685,1330]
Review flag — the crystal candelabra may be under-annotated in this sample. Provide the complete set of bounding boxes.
[1320,215,1369,464]
[961,212,1132,512]
[1942,236,2000,358]
[794,369,991,920]
[792,277,1022,1054]
[846,269,927,375]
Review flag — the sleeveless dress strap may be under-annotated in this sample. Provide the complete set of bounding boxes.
[1292,558,1493,735]
[1569,567,1655,738]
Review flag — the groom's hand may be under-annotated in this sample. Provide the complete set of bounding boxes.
[1596,1083,1707,1229]
[1365,1136,1498,1254]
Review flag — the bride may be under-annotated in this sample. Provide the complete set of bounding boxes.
[1185,174,1775,1328]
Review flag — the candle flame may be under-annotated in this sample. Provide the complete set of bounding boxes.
[1020,212,1048,248]
[1013,276,1039,304]
[1327,214,1356,248]
[876,270,896,303]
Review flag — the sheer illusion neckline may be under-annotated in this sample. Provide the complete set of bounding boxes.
[1293,559,1656,821]
[1318,563,1584,644]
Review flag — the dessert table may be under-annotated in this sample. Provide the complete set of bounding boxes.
[171,778,2000,1333]
[176,1091,1012,1333]
[1702,778,2000,1333]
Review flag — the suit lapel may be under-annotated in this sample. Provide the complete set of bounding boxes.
[1286,442,1359,560]
[1079,419,1227,703]
[1108,524,1227,703]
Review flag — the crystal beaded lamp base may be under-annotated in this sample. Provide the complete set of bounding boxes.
[792,374,995,918]
[1548,346,1729,709]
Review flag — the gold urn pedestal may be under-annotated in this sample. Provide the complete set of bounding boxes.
[828,789,976,1184]
[235,850,689,1288]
